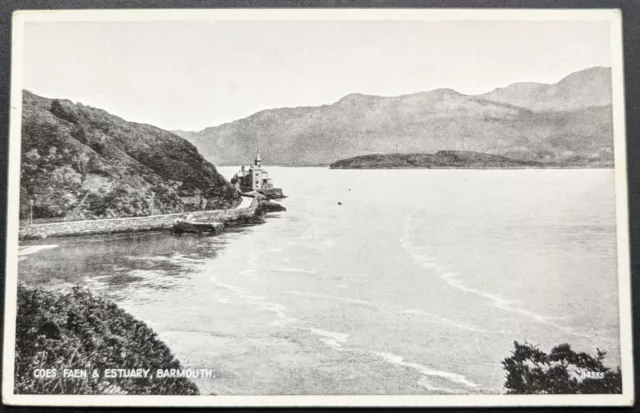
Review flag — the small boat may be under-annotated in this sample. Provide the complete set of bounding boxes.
[173,220,224,234]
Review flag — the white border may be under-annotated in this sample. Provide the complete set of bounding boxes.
[3,8,633,407]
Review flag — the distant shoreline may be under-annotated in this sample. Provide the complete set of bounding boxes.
[215,164,614,170]
[329,165,615,170]
[329,151,613,170]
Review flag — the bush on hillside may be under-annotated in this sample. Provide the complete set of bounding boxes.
[15,285,199,395]
[503,341,622,394]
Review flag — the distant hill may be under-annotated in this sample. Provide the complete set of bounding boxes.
[21,91,240,221]
[330,151,543,169]
[329,150,611,169]
[174,67,614,168]
[478,67,612,111]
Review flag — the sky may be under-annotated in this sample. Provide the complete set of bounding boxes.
[22,19,612,131]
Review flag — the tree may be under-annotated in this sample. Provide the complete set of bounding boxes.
[503,341,622,394]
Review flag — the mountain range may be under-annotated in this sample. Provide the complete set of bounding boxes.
[174,67,614,167]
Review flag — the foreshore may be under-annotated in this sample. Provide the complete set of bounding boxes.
[19,197,261,240]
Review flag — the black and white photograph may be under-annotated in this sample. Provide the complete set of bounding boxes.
[2,9,633,407]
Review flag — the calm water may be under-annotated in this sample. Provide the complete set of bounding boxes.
[19,167,620,395]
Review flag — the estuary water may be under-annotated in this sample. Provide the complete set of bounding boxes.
[19,167,621,395]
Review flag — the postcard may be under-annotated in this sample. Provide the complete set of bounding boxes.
[2,8,633,407]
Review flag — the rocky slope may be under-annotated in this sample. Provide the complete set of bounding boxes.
[174,67,613,167]
[21,91,240,221]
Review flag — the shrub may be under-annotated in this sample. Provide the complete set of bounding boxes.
[15,285,200,395]
[502,341,622,394]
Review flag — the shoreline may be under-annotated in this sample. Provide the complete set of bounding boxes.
[18,198,263,241]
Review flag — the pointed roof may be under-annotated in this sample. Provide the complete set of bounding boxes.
[255,150,261,164]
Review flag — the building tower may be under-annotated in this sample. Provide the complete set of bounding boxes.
[251,150,262,190]
[254,150,262,168]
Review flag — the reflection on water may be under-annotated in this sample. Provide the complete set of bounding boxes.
[18,167,620,396]
[20,228,251,297]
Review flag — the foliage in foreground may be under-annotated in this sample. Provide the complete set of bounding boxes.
[15,285,199,395]
[503,341,622,394]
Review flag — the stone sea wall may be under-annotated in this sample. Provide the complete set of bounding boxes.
[19,198,259,240]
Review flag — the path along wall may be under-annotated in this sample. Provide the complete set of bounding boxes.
[19,198,259,240]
